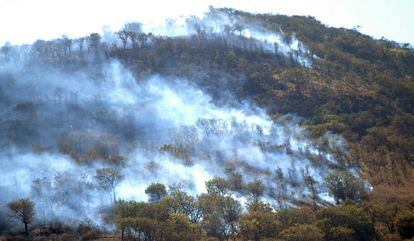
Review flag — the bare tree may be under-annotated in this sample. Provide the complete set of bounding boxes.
[124,22,142,48]
[301,167,319,207]
[61,35,72,56]
[95,167,124,202]
[117,30,129,49]
[1,42,12,62]
[77,37,85,57]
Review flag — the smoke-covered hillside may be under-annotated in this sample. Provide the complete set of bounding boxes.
[0,7,413,241]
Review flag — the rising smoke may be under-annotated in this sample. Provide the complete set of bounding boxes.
[0,8,357,227]
[0,59,351,225]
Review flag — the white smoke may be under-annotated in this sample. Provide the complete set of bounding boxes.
[0,60,352,226]
[140,9,312,66]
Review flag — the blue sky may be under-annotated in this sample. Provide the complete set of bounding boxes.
[0,0,412,45]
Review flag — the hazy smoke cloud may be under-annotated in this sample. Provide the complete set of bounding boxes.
[0,57,356,227]
[141,9,312,66]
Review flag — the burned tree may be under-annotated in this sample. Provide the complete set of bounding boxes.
[95,167,124,203]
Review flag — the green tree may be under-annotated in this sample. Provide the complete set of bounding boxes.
[163,189,202,223]
[145,183,167,203]
[114,200,132,240]
[395,210,414,239]
[239,211,282,241]
[278,207,316,229]
[279,224,325,241]
[199,193,242,240]
[164,213,202,241]
[318,205,375,241]
[326,226,355,241]
[246,180,265,202]
[206,177,230,196]
[114,200,170,241]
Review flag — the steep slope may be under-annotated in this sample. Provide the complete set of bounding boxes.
[108,7,414,189]
[0,7,413,240]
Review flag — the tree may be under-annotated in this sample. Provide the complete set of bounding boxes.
[239,211,282,241]
[61,35,72,55]
[206,177,229,196]
[221,196,242,239]
[324,170,367,204]
[117,30,129,49]
[198,193,242,240]
[77,37,85,57]
[1,42,12,62]
[318,205,375,241]
[145,183,167,203]
[124,22,142,48]
[164,213,202,241]
[395,210,414,239]
[88,33,101,54]
[326,226,355,241]
[301,168,319,207]
[86,33,102,62]
[95,167,124,202]
[124,216,156,241]
[233,23,244,36]
[114,200,170,241]
[279,224,325,241]
[273,167,288,209]
[8,198,35,234]
[137,33,150,48]
[163,189,202,223]
[114,200,131,240]
[246,180,265,202]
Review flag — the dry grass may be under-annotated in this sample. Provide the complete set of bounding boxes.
[369,180,414,204]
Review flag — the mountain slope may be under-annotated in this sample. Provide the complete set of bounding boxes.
[1,7,414,241]
[108,7,414,188]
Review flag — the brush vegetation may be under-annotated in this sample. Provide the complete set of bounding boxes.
[1,7,414,241]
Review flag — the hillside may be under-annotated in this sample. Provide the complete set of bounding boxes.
[0,7,414,241]
[111,8,414,188]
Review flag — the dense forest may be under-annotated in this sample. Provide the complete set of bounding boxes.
[0,7,414,241]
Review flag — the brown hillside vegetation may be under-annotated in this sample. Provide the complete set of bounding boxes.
[1,7,414,241]
[110,8,414,190]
